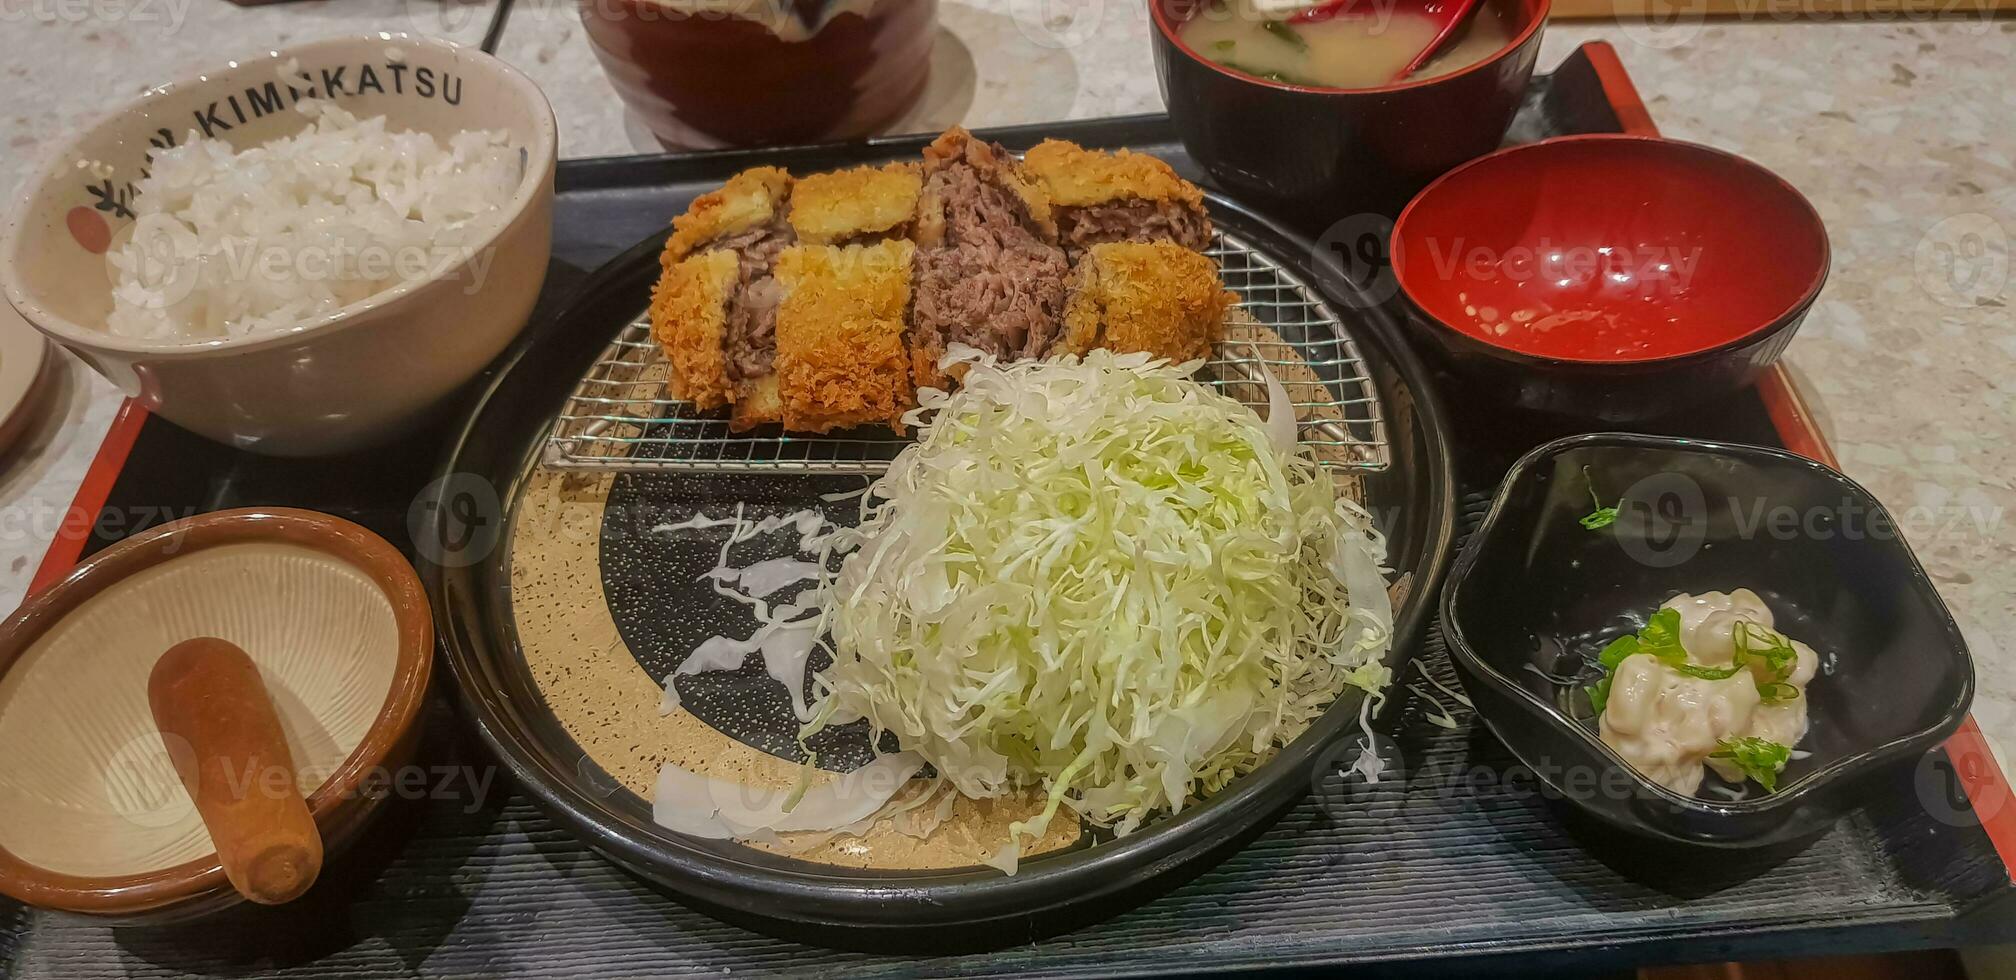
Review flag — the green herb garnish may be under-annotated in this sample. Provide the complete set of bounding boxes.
[1595,608,1684,666]
[1735,622,1798,681]
[1213,40,1236,52]
[1261,19,1307,50]
[1588,635,1633,713]
[1711,736,1792,792]
[1597,633,1639,670]
[1587,675,1613,716]
[1586,609,1687,713]
[1580,466,1620,530]
[1588,608,1806,716]
[1757,681,1800,703]
[1673,661,1746,680]
[1216,60,1309,85]
[1734,622,1803,702]
[1634,607,1687,663]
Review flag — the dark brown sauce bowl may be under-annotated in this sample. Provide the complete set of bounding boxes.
[1150,0,1549,222]
[578,0,937,150]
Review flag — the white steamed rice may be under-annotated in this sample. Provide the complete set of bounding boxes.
[105,99,518,341]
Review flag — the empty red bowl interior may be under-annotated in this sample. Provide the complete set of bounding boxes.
[1392,135,1829,363]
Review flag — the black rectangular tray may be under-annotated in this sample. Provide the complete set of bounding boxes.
[6,43,2013,978]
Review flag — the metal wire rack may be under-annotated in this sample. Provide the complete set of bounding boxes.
[545,230,1392,475]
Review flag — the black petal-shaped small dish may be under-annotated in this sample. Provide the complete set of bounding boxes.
[1442,432,1973,847]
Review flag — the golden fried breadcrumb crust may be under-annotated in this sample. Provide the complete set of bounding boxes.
[912,189,947,250]
[650,249,739,410]
[730,375,783,432]
[774,240,918,433]
[789,163,922,245]
[919,128,1057,243]
[909,347,980,395]
[1056,258,1104,361]
[1060,241,1233,365]
[912,339,950,395]
[665,166,792,262]
[1023,140,1205,209]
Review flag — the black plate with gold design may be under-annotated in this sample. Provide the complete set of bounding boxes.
[423,174,1458,934]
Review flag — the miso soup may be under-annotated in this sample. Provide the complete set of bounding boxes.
[1180,0,1516,88]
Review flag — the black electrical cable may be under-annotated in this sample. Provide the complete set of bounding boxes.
[480,0,516,54]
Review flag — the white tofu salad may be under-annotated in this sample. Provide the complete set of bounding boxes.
[1588,589,1820,797]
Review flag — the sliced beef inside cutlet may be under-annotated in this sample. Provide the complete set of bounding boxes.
[652,166,793,414]
[911,131,1069,388]
[1022,139,1214,258]
[1054,198,1213,255]
[712,216,795,382]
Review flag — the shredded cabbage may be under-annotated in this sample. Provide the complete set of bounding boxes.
[801,347,1394,847]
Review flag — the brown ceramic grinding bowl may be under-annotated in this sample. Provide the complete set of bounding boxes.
[0,508,432,921]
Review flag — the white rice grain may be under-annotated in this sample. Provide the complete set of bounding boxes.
[105,99,517,341]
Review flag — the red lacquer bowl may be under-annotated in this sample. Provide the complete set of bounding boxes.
[578,0,936,150]
[1393,134,1830,422]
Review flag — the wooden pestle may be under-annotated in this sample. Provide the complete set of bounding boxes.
[147,637,323,905]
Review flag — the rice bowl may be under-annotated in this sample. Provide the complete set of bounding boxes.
[0,34,557,456]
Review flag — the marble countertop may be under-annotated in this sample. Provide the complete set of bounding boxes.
[0,1,2010,762]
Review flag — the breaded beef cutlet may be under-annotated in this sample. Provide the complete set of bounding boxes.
[649,166,799,429]
[650,249,739,410]
[909,129,1069,391]
[1022,140,1213,258]
[773,240,918,433]
[650,130,1236,435]
[789,163,922,246]
[1060,241,1234,366]
[663,166,792,265]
